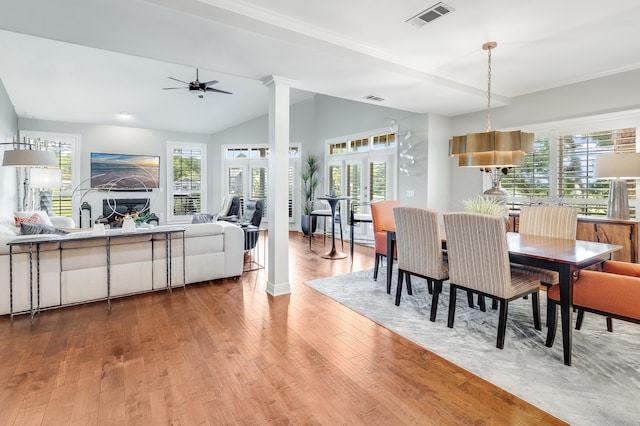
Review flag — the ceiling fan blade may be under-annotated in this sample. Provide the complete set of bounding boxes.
[168,77,189,85]
[205,87,233,95]
[202,80,219,87]
[162,87,188,90]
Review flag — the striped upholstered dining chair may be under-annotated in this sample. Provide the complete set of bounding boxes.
[370,200,401,285]
[443,212,542,349]
[393,207,448,321]
[514,205,578,288]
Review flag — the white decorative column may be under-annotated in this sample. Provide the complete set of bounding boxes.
[264,76,295,296]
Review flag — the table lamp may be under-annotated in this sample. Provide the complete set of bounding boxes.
[594,153,640,220]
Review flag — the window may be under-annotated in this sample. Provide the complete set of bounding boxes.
[167,142,206,222]
[502,137,550,202]
[223,144,299,222]
[502,125,637,216]
[21,131,79,219]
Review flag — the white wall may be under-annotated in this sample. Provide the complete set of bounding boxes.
[449,68,640,210]
[0,79,19,217]
[18,118,210,224]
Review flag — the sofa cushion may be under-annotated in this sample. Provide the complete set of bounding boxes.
[0,223,19,236]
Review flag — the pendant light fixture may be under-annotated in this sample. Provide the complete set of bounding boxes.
[451,42,534,167]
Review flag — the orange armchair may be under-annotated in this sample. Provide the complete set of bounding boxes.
[546,260,640,347]
[370,200,401,286]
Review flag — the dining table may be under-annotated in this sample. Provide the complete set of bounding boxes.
[385,230,622,365]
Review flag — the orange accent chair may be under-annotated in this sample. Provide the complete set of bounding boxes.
[370,200,401,291]
[546,260,640,347]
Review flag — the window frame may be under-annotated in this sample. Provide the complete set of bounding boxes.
[166,141,207,223]
[20,130,80,219]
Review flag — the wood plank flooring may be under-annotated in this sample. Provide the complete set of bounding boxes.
[0,231,566,425]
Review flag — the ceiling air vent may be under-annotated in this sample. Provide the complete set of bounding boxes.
[406,2,454,27]
[363,95,386,102]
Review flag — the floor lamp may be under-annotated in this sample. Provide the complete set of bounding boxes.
[30,168,63,214]
[594,153,640,220]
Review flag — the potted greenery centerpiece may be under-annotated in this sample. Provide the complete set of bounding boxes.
[301,153,319,235]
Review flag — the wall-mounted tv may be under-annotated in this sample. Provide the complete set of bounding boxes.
[90,152,160,191]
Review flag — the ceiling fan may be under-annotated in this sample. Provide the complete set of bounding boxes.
[163,69,232,98]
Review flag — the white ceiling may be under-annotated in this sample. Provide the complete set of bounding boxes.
[1,0,640,134]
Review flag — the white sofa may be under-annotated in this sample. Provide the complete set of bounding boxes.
[0,219,244,316]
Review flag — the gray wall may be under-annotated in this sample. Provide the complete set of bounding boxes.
[212,93,443,230]
[0,79,19,216]
[18,118,210,224]
[449,68,640,211]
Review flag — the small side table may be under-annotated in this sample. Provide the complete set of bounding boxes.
[317,197,349,259]
[243,226,265,272]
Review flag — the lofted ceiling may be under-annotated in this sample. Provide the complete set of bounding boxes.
[1,0,640,134]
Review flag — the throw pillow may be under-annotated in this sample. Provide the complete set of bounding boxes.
[14,210,54,227]
[19,222,69,236]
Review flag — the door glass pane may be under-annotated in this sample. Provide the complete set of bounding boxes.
[347,163,362,211]
[370,161,387,202]
[329,165,342,196]
[251,166,268,216]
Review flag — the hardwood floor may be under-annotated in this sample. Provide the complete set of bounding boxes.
[0,231,565,425]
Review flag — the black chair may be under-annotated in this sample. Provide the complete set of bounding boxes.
[215,195,241,222]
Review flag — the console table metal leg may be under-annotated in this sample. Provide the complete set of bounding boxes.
[106,237,111,310]
[9,247,13,324]
[166,232,172,294]
[36,244,41,319]
[182,232,186,291]
[29,243,34,324]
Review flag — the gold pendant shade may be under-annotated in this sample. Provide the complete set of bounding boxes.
[452,130,534,167]
[451,41,534,167]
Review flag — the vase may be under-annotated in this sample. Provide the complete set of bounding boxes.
[484,181,508,205]
[301,215,318,236]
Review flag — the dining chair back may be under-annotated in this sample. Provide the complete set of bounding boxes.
[370,200,401,285]
[443,212,542,349]
[515,205,578,288]
[519,205,577,239]
[393,207,448,320]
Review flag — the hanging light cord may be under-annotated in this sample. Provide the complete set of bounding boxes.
[483,41,497,132]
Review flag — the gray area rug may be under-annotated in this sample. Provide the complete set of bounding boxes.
[304,267,639,425]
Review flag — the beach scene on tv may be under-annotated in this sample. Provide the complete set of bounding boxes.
[91,153,160,190]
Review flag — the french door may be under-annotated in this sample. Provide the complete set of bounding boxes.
[328,151,396,240]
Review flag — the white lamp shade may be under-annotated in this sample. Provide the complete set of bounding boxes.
[2,149,58,167]
[30,168,62,188]
[594,153,640,179]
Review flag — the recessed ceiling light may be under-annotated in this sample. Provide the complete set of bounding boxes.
[117,111,132,119]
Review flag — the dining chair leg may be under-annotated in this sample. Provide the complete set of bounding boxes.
[478,295,486,312]
[496,299,508,349]
[545,299,558,347]
[607,317,613,332]
[447,285,458,328]
[427,279,433,295]
[339,217,343,249]
[395,270,405,306]
[532,291,541,330]
[406,275,413,295]
[466,291,475,308]
[429,280,443,322]
[373,254,381,281]
[323,217,327,246]
[491,298,498,310]
[576,309,585,330]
